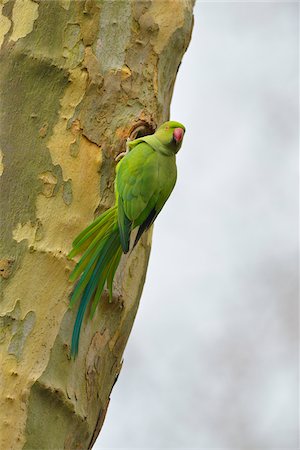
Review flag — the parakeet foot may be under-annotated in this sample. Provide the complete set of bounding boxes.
[115,138,131,162]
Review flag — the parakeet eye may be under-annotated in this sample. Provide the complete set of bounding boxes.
[173,127,184,143]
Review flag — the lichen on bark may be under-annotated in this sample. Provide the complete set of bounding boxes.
[0,1,194,448]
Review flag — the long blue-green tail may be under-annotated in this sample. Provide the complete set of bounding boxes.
[68,206,122,357]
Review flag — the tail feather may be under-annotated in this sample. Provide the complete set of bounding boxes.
[69,206,122,357]
[70,283,92,357]
[72,208,115,246]
[68,208,117,259]
[69,223,114,283]
[89,235,120,318]
[69,252,98,309]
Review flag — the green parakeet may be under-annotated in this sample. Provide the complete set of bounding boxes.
[68,120,185,356]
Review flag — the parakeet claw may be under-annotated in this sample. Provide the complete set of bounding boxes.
[115,138,131,162]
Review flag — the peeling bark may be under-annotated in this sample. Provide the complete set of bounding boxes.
[0,1,194,448]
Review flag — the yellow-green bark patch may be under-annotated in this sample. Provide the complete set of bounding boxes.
[0,0,11,48]
[10,0,39,42]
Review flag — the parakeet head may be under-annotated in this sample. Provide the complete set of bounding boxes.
[155,121,185,154]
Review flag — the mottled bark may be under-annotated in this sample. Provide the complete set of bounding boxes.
[0,1,194,449]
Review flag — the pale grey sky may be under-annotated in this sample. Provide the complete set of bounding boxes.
[96,3,298,448]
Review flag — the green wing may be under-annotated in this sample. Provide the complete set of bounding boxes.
[116,142,159,252]
[116,141,177,252]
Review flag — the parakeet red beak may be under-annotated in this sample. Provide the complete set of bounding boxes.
[173,127,184,143]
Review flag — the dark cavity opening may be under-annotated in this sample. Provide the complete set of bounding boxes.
[129,121,156,140]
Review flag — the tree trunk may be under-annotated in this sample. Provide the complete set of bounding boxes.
[0,1,194,448]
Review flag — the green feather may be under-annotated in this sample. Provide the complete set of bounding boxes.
[69,222,115,282]
[89,236,120,318]
[70,230,120,356]
[72,208,114,246]
[118,199,132,253]
[68,208,117,259]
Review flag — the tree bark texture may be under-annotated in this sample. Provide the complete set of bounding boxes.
[0,1,194,448]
